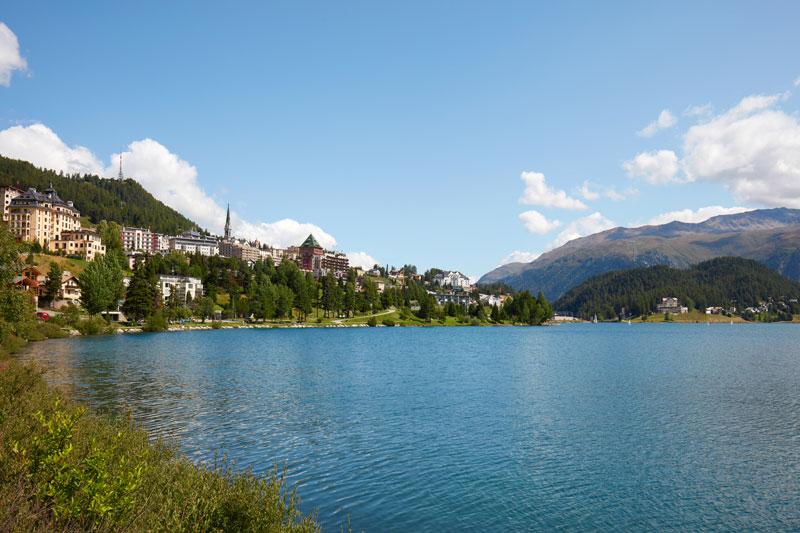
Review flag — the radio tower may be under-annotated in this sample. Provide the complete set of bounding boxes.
[118,152,124,180]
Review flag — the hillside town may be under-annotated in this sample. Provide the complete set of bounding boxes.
[2,183,521,324]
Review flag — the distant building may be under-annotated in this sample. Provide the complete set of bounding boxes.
[479,294,504,307]
[121,226,169,253]
[656,297,688,314]
[433,292,471,307]
[157,275,203,303]
[432,270,471,289]
[299,233,349,278]
[169,230,219,256]
[219,238,262,262]
[1,185,23,223]
[7,184,81,246]
[49,229,106,261]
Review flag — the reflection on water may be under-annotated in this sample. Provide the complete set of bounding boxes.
[21,325,800,532]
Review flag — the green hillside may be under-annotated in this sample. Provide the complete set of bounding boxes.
[0,155,198,235]
[554,257,800,319]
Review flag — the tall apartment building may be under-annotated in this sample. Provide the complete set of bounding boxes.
[1,185,23,223]
[7,184,81,246]
[219,238,262,262]
[121,226,169,253]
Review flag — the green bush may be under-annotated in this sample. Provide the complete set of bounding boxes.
[142,311,168,333]
[74,316,109,336]
[36,322,69,339]
[211,321,223,329]
[367,316,378,327]
[60,304,82,327]
[381,318,395,327]
[469,318,481,327]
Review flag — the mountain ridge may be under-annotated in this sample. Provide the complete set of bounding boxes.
[480,208,800,300]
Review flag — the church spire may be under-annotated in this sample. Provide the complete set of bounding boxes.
[224,203,232,240]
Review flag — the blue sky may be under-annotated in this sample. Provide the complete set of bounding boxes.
[2,2,800,278]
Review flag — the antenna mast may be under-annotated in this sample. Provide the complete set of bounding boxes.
[118,151,124,180]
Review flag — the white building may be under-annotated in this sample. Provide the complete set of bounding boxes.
[158,275,203,303]
[1,185,23,223]
[169,230,219,256]
[656,297,688,314]
[479,294,504,307]
[433,270,471,289]
[121,227,169,253]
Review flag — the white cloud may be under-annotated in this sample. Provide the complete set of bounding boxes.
[578,180,600,201]
[637,109,677,137]
[519,171,587,210]
[684,103,712,117]
[548,212,616,249]
[679,92,800,207]
[345,251,379,270]
[794,77,800,87]
[647,206,752,226]
[499,250,541,266]
[604,188,625,201]
[519,210,562,234]
[623,149,680,184]
[236,218,336,249]
[0,123,103,174]
[0,23,27,87]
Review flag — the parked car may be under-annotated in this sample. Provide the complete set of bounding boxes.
[36,311,50,321]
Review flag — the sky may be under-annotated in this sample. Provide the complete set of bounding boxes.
[1,2,800,279]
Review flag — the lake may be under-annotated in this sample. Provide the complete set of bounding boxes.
[20,325,800,531]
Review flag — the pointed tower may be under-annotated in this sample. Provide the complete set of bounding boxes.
[224,204,232,240]
[118,152,124,180]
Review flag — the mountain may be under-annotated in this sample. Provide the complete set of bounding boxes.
[554,256,800,319]
[479,208,800,300]
[0,155,198,235]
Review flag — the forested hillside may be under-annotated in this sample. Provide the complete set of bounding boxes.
[0,155,198,234]
[554,257,800,319]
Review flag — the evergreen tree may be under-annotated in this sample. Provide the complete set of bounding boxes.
[123,257,158,320]
[43,261,64,304]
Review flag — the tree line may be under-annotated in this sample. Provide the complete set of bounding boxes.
[555,256,800,319]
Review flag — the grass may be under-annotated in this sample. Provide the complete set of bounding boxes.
[0,347,322,532]
[29,254,90,276]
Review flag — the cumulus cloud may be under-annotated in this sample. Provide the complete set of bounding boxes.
[577,180,627,201]
[519,210,562,234]
[0,23,27,86]
[0,123,103,174]
[345,251,380,270]
[499,250,541,266]
[679,92,800,207]
[684,103,712,117]
[578,180,600,201]
[519,171,587,210]
[623,149,680,184]
[0,121,343,249]
[548,212,616,249]
[795,77,800,87]
[637,109,677,137]
[647,206,752,226]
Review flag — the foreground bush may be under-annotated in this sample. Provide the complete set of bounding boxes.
[0,355,321,532]
[142,310,168,333]
[381,319,395,327]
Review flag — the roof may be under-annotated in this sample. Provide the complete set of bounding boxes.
[301,234,321,248]
[9,185,77,212]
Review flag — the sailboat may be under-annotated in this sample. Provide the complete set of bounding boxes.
[592,314,598,324]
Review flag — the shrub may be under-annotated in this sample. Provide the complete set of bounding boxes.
[143,311,168,333]
[60,304,82,327]
[469,318,481,327]
[367,317,378,327]
[36,322,69,339]
[211,321,223,329]
[74,316,109,336]
[381,318,395,327]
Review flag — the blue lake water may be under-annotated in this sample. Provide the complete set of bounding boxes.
[20,325,800,531]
